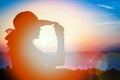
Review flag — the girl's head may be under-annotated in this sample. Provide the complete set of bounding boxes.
[13,11,38,30]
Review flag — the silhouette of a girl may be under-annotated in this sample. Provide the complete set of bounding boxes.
[5,11,65,79]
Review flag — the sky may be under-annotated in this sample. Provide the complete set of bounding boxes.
[0,0,120,52]
[0,0,120,70]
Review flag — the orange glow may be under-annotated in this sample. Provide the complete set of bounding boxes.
[5,11,66,79]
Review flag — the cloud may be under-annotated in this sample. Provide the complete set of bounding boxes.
[93,21,120,40]
[95,21,120,34]
[97,4,115,9]
[95,21,120,25]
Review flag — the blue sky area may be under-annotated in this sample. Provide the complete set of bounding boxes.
[0,0,120,19]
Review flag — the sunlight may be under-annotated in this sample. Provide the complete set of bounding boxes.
[33,25,57,52]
